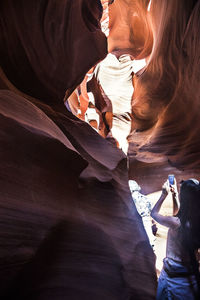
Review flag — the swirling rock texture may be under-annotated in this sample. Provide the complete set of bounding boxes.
[86,0,200,193]
[2,0,200,298]
[108,0,152,59]
[73,0,153,156]
[128,0,200,192]
[0,1,157,300]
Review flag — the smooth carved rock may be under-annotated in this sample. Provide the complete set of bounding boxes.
[0,1,157,299]
[0,0,107,107]
[129,0,200,179]
[108,0,153,58]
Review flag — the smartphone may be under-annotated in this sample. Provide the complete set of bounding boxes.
[168,174,175,185]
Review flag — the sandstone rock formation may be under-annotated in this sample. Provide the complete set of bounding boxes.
[0,1,157,299]
[75,0,200,192]
[128,0,200,191]
[1,0,200,298]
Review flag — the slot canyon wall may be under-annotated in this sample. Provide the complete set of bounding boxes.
[0,0,199,299]
[68,0,200,193]
[110,0,200,193]
[128,0,200,192]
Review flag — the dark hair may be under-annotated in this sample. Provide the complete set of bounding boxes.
[178,179,200,250]
[178,179,200,288]
[177,179,200,296]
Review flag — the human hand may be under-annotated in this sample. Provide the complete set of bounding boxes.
[169,178,178,195]
[162,180,170,195]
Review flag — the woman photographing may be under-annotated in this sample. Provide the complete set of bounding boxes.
[151,177,200,299]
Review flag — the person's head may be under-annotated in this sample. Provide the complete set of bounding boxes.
[128,180,141,193]
[179,178,200,213]
[178,178,200,250]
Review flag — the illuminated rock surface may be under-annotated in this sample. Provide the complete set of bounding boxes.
[128,0,200,192]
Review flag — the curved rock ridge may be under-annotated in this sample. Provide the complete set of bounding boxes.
[0,1,157,299]
[129,0,200,176]
[0,85,156,300]
[108,0,153,58]
[64,1,154,156]
[65,53,135,153]
[63,0,200,185]
[0,0,107,106]
[78,0,200,178]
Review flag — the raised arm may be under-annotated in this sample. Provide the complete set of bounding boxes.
[151,181,180,229]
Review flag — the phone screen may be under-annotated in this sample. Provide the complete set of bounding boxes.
[168,174,174,185]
